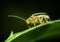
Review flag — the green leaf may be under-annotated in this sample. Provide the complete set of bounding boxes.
[5,19,60,42]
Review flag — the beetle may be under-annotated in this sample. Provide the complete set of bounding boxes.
[8,12,51,27]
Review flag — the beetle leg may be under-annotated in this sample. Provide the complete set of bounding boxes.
[34,23,36,27]
[44,18,48,22]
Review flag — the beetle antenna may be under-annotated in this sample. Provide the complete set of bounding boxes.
[8,15,26,21]
[8,15,30,28]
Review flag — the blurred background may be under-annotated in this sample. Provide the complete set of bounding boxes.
[1,0,60,42]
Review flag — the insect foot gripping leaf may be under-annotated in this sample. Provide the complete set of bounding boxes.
[5,19,60,42]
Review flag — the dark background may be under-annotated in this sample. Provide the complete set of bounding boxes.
[1,0,60,42]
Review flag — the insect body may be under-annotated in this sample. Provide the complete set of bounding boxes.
[8,12,50,27]
[26,12,51,26]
